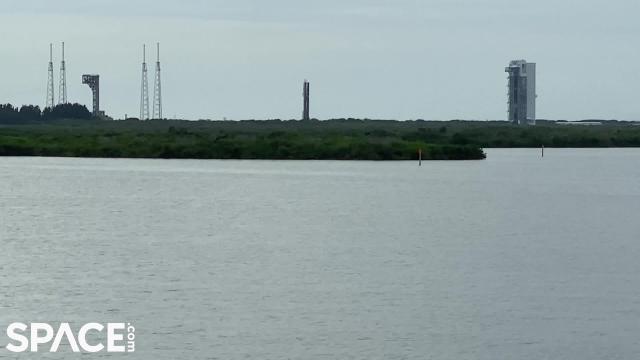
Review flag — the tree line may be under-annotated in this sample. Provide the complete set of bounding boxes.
[2,114,640,160]
[0,103,92,123]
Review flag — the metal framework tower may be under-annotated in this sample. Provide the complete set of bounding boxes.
[46,43,55,109]
[140,44,150,120]
[58,42,67,104]
[153,42,162,119]
[302,80,310,121]
[82,74,100,116]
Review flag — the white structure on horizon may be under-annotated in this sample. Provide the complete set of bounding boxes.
[505,60,536,125]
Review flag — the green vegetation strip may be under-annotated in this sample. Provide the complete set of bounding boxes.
[3,117,640,161]
[0,118,490,160]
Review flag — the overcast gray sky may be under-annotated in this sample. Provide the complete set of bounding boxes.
[1,0,639,120]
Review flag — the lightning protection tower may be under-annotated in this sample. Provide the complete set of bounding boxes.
[140,44,150,120]
[153,42,162,119]
[58,42,68,104]
[46,43,55,109]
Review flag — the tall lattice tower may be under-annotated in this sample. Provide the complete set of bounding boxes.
[46,43,55,109]
[58,42,68,104]
[153,42,162,119]
[140,44,150,120]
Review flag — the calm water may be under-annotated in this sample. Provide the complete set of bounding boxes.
[1,149,640,359]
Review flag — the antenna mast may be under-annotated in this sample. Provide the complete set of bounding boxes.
[140,44,150,120]
[46,43,55,108]
[153,42,162,119]
[58,42,67,104]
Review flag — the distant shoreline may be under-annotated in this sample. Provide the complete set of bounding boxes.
[3,118,640,161]
[0,119,487,161]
